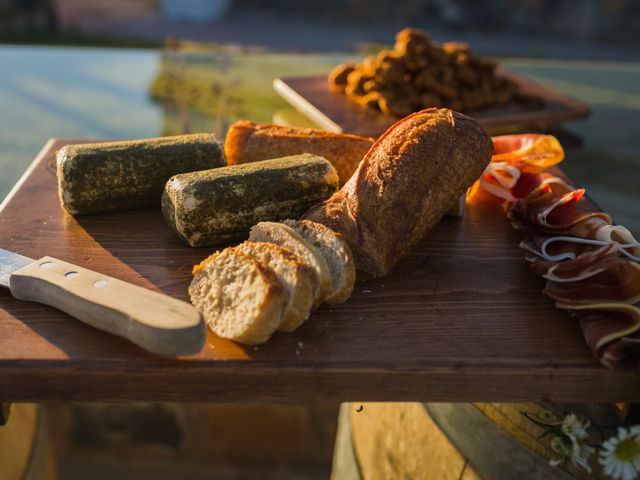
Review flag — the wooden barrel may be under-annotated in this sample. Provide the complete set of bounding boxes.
[0,404,56,480]
[331,402,624,480]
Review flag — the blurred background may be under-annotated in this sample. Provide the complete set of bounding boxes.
[1,1,639,479]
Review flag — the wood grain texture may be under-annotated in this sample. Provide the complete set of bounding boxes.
[0,139,637,403]
[274,71,591,138]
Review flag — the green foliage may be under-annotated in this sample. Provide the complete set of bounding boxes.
[148,45,353,137]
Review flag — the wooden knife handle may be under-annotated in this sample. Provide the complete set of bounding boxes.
[9,256,205,356]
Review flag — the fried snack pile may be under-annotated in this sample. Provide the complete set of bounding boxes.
[328,28,539,117]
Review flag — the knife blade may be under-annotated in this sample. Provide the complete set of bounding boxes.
[0,249,32,287]
[0,248,204,356]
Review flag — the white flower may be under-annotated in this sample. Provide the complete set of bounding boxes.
[562,413,590,441]
[549,458,562,467]
[570,441,595,473]
[599,426,640,480]
[550,433,594,473]
[561,414,594,472]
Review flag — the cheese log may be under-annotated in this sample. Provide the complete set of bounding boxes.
[56,134,225,215]
[224,120,374,185]
[304,108,493,277]
[162,154,339,247]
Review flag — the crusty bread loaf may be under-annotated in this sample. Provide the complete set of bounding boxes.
[224,120,374,185]
[283,219,355,304]
[249,222,332,307]
[304,108,493,276]
[189,249,287,345]
[233,241,316,332]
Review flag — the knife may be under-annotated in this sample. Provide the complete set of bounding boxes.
[0,249,205,356]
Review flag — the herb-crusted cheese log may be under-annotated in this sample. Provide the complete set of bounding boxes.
[162,154,339,247]
[57,134,225,215]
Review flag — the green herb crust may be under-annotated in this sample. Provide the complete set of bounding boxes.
[162,154,339,247]
[57,134,225,215]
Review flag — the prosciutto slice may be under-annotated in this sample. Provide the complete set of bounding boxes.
[570,304,640,371]
[526,242,618,281]
[480,133,640,371]
[544,260,640,304]
[491,134,565,169]
[479,135,566,201]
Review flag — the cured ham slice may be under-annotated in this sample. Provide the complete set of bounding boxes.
[525,242,618,281]
[544,260,640,304]
[508,187,611,235]
[479,133,640,371]
[534,189,611,233]
[567,304,640,371]
[491,134,565,169]
[478,135,564,201]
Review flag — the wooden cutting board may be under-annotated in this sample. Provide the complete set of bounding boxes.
[274,71,591,138]
[0,139,637,403]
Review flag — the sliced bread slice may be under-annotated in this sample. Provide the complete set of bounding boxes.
[283,219,356,304]
[233,241,317,332]
[189,249,287,345]
[249,222,332,306]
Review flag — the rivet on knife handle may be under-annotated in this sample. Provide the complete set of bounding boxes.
[8,256,205,356]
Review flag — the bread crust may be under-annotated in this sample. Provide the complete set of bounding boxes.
[283,219,356,304]
[224,120,374,185]
[249,222,332,307]
[304,108,493,276]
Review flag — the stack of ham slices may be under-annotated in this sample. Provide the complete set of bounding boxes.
[478,134,640,371]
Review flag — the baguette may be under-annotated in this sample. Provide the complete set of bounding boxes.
[189,249,287,345]
[57,134,225,215]
[224,120,374,185]
[304,108,493,276]
[249,221,332,307]
[162,154,339,247]
[233,241,317,332]
[282,219,355,304]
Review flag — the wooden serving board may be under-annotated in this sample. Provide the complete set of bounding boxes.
[0,139,637,403]
[274,71,591,138]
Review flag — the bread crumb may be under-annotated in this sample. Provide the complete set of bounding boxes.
[362,289,372,294]
[297,341,304,349]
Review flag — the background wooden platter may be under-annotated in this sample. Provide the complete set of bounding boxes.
[0,139,637,403]
[274,71,591,138]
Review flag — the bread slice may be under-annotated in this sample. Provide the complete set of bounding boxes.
[283,219,355,304]
[189,249,287,345]
[249,222,332,306]
[233,241,317,332]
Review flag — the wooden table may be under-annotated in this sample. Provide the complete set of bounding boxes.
[0,139,638,403]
